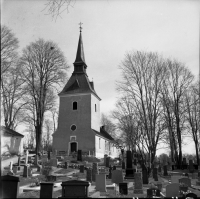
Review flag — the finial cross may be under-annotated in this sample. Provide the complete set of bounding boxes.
[79,22,83,32]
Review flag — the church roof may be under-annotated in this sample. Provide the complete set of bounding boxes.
[1,126,24,137]
[59,73,101,100]
[59,27,101,100]
[92,126,114,142]
[74,31,86,66]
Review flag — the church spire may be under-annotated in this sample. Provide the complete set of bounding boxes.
[74,22,86,65]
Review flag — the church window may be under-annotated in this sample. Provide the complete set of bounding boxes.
[95,104,97,112]
[99,138,101,149]
[73,101,77,110]
[71,125,77,131]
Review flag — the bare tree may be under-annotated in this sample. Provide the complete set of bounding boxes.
[163,59,194,166]
[1,25,19,81]
[101,113,116,138]
[43,0,76,21]
[19,38,69,165]
[184,81,200,165]
[1,65,27,130]
[117,51,167,168]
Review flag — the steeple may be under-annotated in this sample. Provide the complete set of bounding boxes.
[73,22,87,74]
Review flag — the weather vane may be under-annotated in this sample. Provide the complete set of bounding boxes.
[79,22,83,32]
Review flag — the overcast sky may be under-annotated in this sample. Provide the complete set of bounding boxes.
[2,0,199,155]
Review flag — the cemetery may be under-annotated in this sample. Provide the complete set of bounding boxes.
[1,149,200,198]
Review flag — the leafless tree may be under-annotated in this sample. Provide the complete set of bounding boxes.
[42,0,76,21]
[184,81,200,165]
[116,51,167,168]
[101,113,116,138]
[19,38,69,165]
[163,59,194,166]
[1,25,19,81]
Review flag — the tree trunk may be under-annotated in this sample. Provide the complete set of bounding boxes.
[195,141,199,165]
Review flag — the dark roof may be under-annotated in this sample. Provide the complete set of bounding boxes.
[1,126,24,137]
[92,127,114,141]
[74,32,86,65]
[59,73,101,100]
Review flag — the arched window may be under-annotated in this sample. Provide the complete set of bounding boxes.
[73,101,77,110]
[95,104,97,112]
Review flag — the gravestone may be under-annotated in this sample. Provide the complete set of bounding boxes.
[58,180,90,198]
[196,172,200,186]
[65,162,69,169]
[125,150,134,179]
[86,168,92,182]
[179,178,191,187]
[111,170,123,184]
[95,173,107,192]
[171,162,175,171]
[92,163,99,182]
[7,161,14,175]
[153,168,158,181]
[142,167,149,184]
[113,166,116,170]
[166,183,179,197]
[108,166,112,179]
[80,165,84,173]
[77,150,82,161]
[134,172,143,194]
[119,183,128,195]
[104,154,108,166]
[48,151,51,160]
[189,160,194,173]
[13,166,18,174]
[122,161,125,169]
[106,157,110,167]
[1,175,20,198]
[40,182,54,198]
[163,165,168,176]
[23,165,29,177]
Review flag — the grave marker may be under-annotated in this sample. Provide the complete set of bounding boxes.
[104,154,108,166]
[125,150,134,179]
[80,165,84,173]
[1,175,20,198]
[86,168,92,182]
[95,173,107,192]
[153,168,158,181]
[189,160,194,173]
[142,167,149,184]
[134,172,143,194]
[179,178,191,187]
[163,165,168,176]
[77,150,82,161]
[166,183,179,197]
[119,183,128,195]
[58,180,90,198]
[111,170,123,184]
[106,157,110,167]
[92,162,99,182]
[40,182,54,198]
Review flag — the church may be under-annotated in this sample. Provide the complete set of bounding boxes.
[52,27,119,158]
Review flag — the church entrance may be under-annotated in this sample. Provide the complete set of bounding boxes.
[70,142,77,153]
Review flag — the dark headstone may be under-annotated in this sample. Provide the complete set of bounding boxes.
[134,159,137,165]
[77,150,82,161]
[23,165,29,177]
[189,160,194,173]
[119,183,128,195]
[153,168,158,181]
[40,182,54,198]
[92,163,99,182]
[80,165,84,173]
[122,161,125,169]
[113,166,116,170]
[58,180,90,198]
[142,168,149,184]
[48,151,51,160]
[86,168,92,182]
[65,162,68,169]
[1,175,20,198]
[163,165,168,176]
[106,157,110,167]
[18,156,21,166]
[108,166,112,179]
[126,151,133,169]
